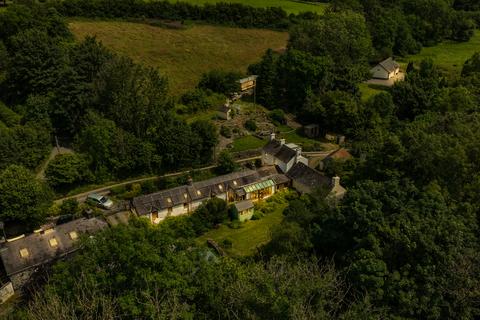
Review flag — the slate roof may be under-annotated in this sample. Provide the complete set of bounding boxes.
[263,140,299,163]
[287,162,332,191]
[377,57,399,73]
[133,168,291,216]
[133,170,262,216]
[235,200,254,212]
[0,218,108,276]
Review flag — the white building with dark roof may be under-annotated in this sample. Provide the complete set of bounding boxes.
[262,133,308,173]
[132,135,347,225]
[370,57,400,80]
[132,167,290,224]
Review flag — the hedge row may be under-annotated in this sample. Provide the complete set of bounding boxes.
[50,0,318,29]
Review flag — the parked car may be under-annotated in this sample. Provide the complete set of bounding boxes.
[86,193,114,210]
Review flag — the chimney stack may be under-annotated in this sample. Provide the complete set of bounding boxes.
[331,176,340,189]
[270,132,276,141]
[280,139,286,145]
[295,147,302,163]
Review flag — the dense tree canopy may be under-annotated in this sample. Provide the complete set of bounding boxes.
[0,165,52,228]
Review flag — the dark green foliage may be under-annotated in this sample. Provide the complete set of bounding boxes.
[198,70,242,95]
[220,125,231,138]
[191,197,228,233]
[45,153,93,191]
[268,108,286,125]
[303,90,363,135]
[59,198,80,216]
[54,0,292,29]
[391,59,444,119]
[216,150,237,174]
[190,119,218,164]
[180,89,213,113]
[0,121,51,171]
[4,29,66,104]
[92,55,172,139]
[244,119,257,132]
[0,102,21,126]
[462,52,480,76]
[76,111,156,181]
[248,49,279,108]
[0,165,52,228]
[21,220,373,319]
[289,10,373,66]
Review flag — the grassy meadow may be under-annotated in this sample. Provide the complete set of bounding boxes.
[398,30,480,75]
[360,30,480,102]
[69,21,289,95]
[165,0,328,14]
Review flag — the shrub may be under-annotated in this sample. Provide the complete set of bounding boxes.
[180,89,211,113]
[45,153,93,191]
[59,199,80,216]
[198,70,242,95]
[244,119,257,132]
[222,238,233,249]
[220,125,232,138]
[269,109,286,125]
[217,151,237,174]
[120,183,142,200]
[251,211,264,220]
[140,180,157,194]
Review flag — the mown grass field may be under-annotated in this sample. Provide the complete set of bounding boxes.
[69,21,289,95]
[196,199,287,256]
[231,135,265,152]
[166,0,328,14]
[398,30,480,75]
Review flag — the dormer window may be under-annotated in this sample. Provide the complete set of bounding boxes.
[197,190,201,196]
[218,184,223,191]
[184,193,188,199]
[19,248,29,258]
[49,238,58,248]
[233,181,238,186]
[69,231,78,240]
[167,197,172,204]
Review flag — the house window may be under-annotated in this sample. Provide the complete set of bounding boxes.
[184,203,188,211]
[196,190,201,196]
[233,181,238,186]
[167,197,172,204]
[49,238,59,248]
[69,231,78,240]
[19,248,29,258]
[168,207,173,215]
[184,193,188,199]
[218,184,223,191]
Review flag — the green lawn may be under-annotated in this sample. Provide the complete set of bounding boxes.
[69,21,288,95]
[231,135,266,152]
[398,30,480,76]
[196,200,287,256]
[166,0,328,14]
[277,126,323,149]
[358,83,389,102]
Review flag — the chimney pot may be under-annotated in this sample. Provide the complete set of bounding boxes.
[332,176,340,188]
[270,132,276,141]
